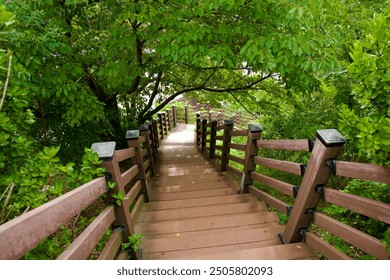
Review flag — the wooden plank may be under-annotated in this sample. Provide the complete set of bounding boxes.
[227,154,245,165]
[0,177,106,260]
[150,181,236,193]
[313,213,388,259]
[144,239,281,260]
[144,160,150,171]
[137,201,266,222]
[305,232,351,260]
[142,222,280,240]
[125,180,142,206]
[146,170,152,180]
[170,242,317,260]
[334,161,390,184]
[230,129,247,136]
[121,164,139,187]
[135,211,279,235]
[226,165,242,177]
[256,139,310,151]
[254,157,302,176]
[140,226,284,253]
[144,194,257,211]
[324,188,390,224]
[130,194,144,221]
[97,229,122,260]
[151,188,237,201]
[115,148,136,162]
[214,154,222,160]
[214,145,223,150]
[215,136,224,140]
[248,185,289,215]
[228,143,246,151]
[57,206,115,260]
[251,172,295,197]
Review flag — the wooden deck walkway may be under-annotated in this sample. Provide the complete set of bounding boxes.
[135,124,317,260]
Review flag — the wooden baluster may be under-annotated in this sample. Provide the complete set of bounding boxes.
[126,130,150,203]
[196,112,201,146]
[166,109,171,131]
[139,124,155,177]
[158,113,164,140]
[221,120,234,171]
[172,105,177,127]
[147,121,158,163]
[281,129,346,244]
[152,118,159,149]
[184,105,188,124]
[201,118,208,152]
[92,142,133,240]
[162,112,168,135]
[241,124,263,194]
[209,120,217,159]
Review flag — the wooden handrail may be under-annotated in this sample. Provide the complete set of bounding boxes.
[57,206,116,260]
[322,188,390,224]
[251,171,295,197]
[330,160,390,184]
[254,156,302,176]
[257,139,311,151]
[0,177,107,260]
[313,212,388,259]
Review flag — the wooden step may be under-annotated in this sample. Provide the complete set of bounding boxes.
[154,167,216,177]
[137,201,267,222]
[135,211,279,235]
[172,242,318,260]
[142,222,281,240]
[150,181,236,193]
[144,194,257,211]
[143,239,281,260]
[152,172,229,184]
[150,187,237,201]
[139,225,284,254]
[155,161,212,169]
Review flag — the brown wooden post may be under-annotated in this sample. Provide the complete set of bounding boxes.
[201,118,208,152]
[221,120,234,171]
[153,118,159,148]
[281,129,346,244]
[158,113,164,140]
[166,109,171,131]
[148,121,158,163]
[126,130,150,203]
[172,106,177,127]
[196,112,201,146]
[139,124,155,177]
[184,105,188,124]
[162,112,168,135]
[241,124,263,194]
[209,120,217,159]
[208,111,212,123]
[91,142,133,239]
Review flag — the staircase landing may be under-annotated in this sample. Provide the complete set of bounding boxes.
[135,124,317,260]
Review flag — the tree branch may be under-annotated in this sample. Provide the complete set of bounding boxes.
[0,53,12,112]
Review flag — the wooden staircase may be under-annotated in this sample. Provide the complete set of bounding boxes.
[135,124,317,260]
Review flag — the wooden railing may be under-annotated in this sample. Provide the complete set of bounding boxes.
[0,106,179,260]
[196,113,390,260]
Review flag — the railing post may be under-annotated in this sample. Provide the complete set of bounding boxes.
[281,129,346,244]
[153,118,159,148]
[196,112,201,146]
[201,118,208,152]
[158,113,164,140]
[166,109,171,131]
[209,120,217,159]
[162,112,168,135]
[241,124,263,194]
[139,124,155,177]
[172,106,177,127]
[208,111,212,123]
[221,120,234,171]
[184,105,188,124]
[126,130,150,203]
[91,142,133,239]
[148,121,158,163]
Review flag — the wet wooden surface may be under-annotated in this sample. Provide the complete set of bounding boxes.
[135,124,317,260]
